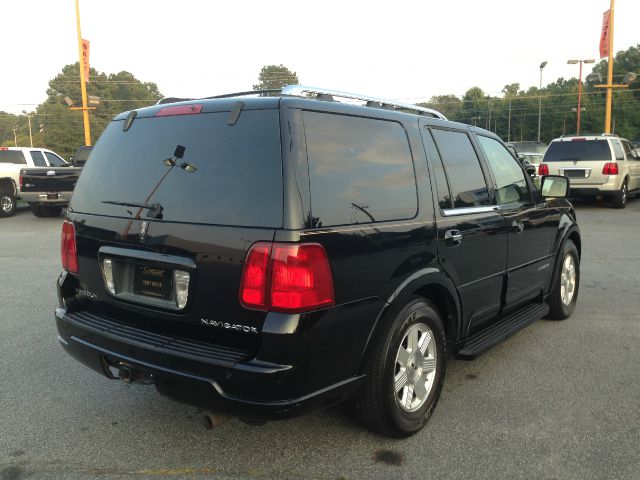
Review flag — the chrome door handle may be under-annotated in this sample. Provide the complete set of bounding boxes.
[512,220,525,233]
[444,229,462,246]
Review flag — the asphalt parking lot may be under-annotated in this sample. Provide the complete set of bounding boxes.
[1,199,639,480]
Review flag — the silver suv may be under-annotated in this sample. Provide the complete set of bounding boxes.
[539,134,640,208]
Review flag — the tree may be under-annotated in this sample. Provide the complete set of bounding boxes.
[33,63,163,158]
[253,64,299,92]
[421,95,463,121]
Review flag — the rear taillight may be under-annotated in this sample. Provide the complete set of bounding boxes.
[19,173,23,189]
[61,220,78,274]
[538,164,549,176]
[239,242,335,313]
[602,162,619,175]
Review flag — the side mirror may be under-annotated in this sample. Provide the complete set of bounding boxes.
[525,164,536,177]
[541,175,569,198]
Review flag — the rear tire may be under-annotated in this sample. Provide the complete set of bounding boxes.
[612,180,628,209]
[31,204,45,217]
[547,240,580,320]
[0,191,17,217]
[41,205,63,217]
[351,298,446,437]
[32,205,63,217]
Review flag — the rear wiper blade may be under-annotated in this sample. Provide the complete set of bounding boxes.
[102,200,164,219]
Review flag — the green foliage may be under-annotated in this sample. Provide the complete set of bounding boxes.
[423,44,640,143]
[253,65,299,92]
[1,63,162,159]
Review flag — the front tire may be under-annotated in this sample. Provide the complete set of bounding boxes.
[351,298,446,437]
[0,191,17,217]
[547,240,580,320]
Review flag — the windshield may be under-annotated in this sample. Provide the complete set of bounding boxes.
[70,109,283,227]
[543,140,612,162]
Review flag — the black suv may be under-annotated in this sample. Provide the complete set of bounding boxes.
[56,86,581,437]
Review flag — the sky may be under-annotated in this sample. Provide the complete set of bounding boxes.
[2,0,639,114]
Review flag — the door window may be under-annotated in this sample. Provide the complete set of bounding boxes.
[430,129,490,208]
[45,152,66,167]
[477,135,530,205]
[30,151,47,167]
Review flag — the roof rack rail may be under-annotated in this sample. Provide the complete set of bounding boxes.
[281,85,447,120]
[559,133,619,138]
[156,86,447,120]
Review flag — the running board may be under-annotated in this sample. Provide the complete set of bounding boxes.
[457,303,549,360]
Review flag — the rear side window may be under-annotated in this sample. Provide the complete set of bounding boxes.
[611,140,624,160]
[0,150,26,164]
[303,112,417,227]
[544,140,612,162]
[477,135,530,205]
[71,109,283,227]
[431,129,490,208]
[30,151,47,167]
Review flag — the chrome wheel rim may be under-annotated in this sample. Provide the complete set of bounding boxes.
[1,195,12,213]
[394,322,437,413]
[560,254,577,306]
[622,184,627,203]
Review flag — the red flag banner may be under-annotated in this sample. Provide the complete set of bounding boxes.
[599,10,610,59]
[81,38,90,82]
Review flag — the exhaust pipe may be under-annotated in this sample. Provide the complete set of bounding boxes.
[117,362,153,385]
[203,413,230,430]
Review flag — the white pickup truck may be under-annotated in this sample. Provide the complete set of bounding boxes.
[0,147,81,217]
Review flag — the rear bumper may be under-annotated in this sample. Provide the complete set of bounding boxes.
[21,191,72,204]
[55,306,365,420]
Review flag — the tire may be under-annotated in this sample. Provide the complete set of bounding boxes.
[0,191,17,217]
[31,204,45,217]
[40,205,63,217]
[612,180,628,209]
[547,240,580,320]
[351,297,446,438]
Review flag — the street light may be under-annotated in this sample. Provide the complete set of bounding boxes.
[567,59,595,135]
[537,61,547,142]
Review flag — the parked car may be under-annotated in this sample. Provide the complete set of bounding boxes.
[55,85,580,437]
[539,134,640,208]
[0,146,80,217]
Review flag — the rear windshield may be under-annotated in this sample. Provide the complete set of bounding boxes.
[543,140,612,162]
[70,109,283,227]
[0,150,26,164]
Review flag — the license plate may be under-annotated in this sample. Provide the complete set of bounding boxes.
[563,170,585,178]
[47,193,59,200]
[134,265,172,300]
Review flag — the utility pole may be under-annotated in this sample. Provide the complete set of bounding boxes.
[537,61,547,142]
[507,97,512,142]
[22,112,33,147]
[567,59,595,135]
[75,0,91,145]
[12,126,18,147]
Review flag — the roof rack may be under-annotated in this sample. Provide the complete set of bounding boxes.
[156,85,447,120]
[281,85,447,119]
[560,133,619,138]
